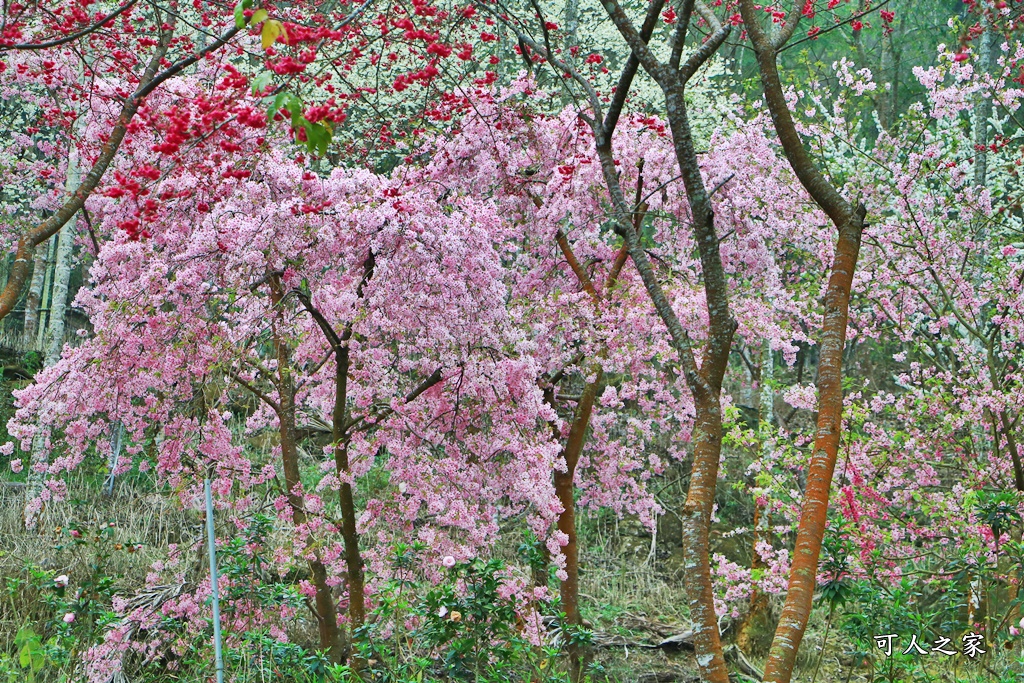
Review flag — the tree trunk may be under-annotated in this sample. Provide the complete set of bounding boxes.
[268,276,345,663]
[564,0,579,51]
[761,218,862,683]
[596,79,736,682]
[737,502,770,653]
[536,184,640,682]
[23,150,82,527]
[973,19,995,188]
[22,427,49,529]
[662,79,737,683]
[878,28,899,132]
[334,344,366,640]
[331,253,375,649]
[590,33,735,683]
[1001,411,1024,494]
[291,253,387,664]
[22,246,49,350]
[554,373,602,682]
[528,3,734,678]
[102,421,124,497]
[43,218,76,366]
[737,341,773,653]
[35,237,57,352]
[739,4,867,679]
[681,395,730,680]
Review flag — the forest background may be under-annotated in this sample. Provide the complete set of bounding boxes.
[1,0,1024,682]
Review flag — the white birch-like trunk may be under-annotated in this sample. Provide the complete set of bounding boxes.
[33,237,56,352]
[24,149,80,528]
[21,247,49,350]
[973,20,995,189]
[969,21,995,462]
[756,340,773,542]
[760,341,773,443]
[564,0,579,51]
[43,212,76,366]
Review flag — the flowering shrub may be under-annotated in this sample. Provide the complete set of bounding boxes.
[344,542,573,683]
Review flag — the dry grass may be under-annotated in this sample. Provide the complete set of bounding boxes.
[2,464,1021,682]
[0,471,203,648]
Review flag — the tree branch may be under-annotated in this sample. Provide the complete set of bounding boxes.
[3,0,138,51]
[603,0,667,141]
[226,368,281,417]
[349,367,444,431]
[739,0,854,228]
[680,24,731,82]
[600,0,668,83]
[777,0,894,53]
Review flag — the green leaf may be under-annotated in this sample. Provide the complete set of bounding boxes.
[233,0,253,29]
[268,92,302,125]
[14,626,36,648]
[282,94,303,117]
[250,8,268,24]
[250,71,273,96]
[17,637,43,673]
[270,91,286,112]
[306,122,331,156]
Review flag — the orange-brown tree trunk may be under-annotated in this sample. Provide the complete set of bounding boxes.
[545,194,629,681]
[681,396,731,678]
[737,502,770,653]
[738,2,867,680]
[553,375,602,682]
[760,220,862,682]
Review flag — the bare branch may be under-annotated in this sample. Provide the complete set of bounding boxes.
[600,0,668,83]
[680,24,731,83]
[3,0,138,51]
[349,367,444,430]
[294,290,342,349]
[603,0,667,141]
[226,368,281,417]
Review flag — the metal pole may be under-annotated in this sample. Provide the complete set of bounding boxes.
[102,421,123,497]
[205,479,225,683]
